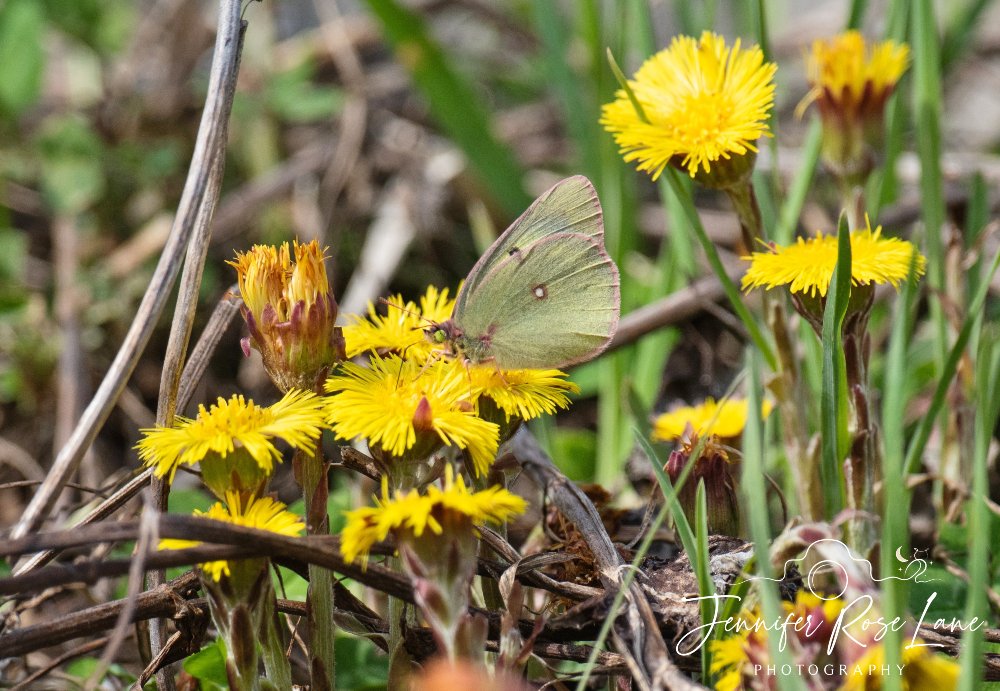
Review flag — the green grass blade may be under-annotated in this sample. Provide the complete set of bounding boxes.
[694,480,713,680]
[663,169,777,370]
[912,0,948,370]
[741,349,807,691]
[871,0,911,215]
[878,257,922,691]
[958,333,1000,690]
[531,0,601,179]
[942,0,994,70]
[575,432,700,690]
[846,0,868,28]
[819,215,852,517]
[361,0,529,215]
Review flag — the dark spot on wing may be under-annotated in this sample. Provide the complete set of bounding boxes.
[532,284,548,300]
[508,247,523,262]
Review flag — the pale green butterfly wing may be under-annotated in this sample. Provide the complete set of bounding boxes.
[455,175,604,315]
[453,232,620,369]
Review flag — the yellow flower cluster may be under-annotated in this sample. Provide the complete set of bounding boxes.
[139,391,324,579]
[652,397,772,442]
[601,31,776,180]
[138,269,561,578]
[160,492,303,581]
[742,222,926,299]
[330,285,579,476]
[802,30,910,120]
[340,466,527,566]
[710,591,959,691]
[137,390,328,481]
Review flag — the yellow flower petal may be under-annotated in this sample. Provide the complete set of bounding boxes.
[136,389,328,481]
[340,467,526,567]
[601,31,776,179]
[652,397,772,442]
[159,492,303,581]
[467,363,579,422]
[324,355,499,476]
[343,285,456,361]
[742,222,925,298]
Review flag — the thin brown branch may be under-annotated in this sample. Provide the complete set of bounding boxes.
[10,637,111,691]
[10,0,248,544]
[608,273,734,353]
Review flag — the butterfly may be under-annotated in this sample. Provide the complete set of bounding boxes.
[427,175,620,370]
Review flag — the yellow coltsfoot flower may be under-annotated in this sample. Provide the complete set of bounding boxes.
[136,389,328,494]
[601,31,776,187]
[341,466,526,661]
[709,590,845,690]
[325,355,500,477]
[343,285,455,362]
[340,465,527,567]
[160,491,303,581]
[229,240,345,392]
[840,641,959,691]
[652,397,772,442]
[464,361,578,441]
[742,220,925,332]
[800,31,910,182]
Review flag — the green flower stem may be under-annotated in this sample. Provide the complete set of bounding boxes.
[386,554,415,688]
[664,169,777,370]
[730,179,829,522]
[295,448,336,691]
[768,301,824,519]
[724,180,766,252]
[203,560,271,691]
[402,524,485,663]
[385,464,421,687]
[259,575,292,690]
[842,300,878,554]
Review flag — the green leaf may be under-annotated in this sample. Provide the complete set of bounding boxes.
[37,116,106,213]
[183,639,229,690]
[904,245,1000,474]
[819,215,851,516]
[0,0,45,116]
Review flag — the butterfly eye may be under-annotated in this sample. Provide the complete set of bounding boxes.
[433,329,447,344]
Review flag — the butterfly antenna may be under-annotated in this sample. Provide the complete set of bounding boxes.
[379,297,436,328]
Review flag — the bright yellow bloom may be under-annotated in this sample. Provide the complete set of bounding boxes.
[710,591,845,690]
[160,492,303,581]
[324,355,499,476]
[709,621,753,691]
[229,240,331,324]
[601,31,776,179]
[136,390,328,481]
[652,397,772,442]
[801,31,909,121]
[467,363,578,422]
[340,466,527,566]
[840,640,959,690]
[742,222,926,298]
[228,240,343,391]
[343,285,455,361]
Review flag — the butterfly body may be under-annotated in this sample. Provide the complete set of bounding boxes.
[429,176,620,370]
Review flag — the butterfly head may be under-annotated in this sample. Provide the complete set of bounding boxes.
[425,319,463,355]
